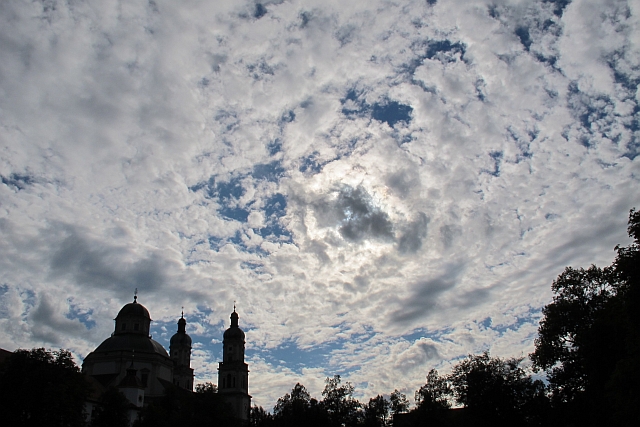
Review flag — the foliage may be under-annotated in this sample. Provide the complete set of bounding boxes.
[322,375,362,427]
[415,369,452,412]
[90,387,130,427]
[0,348,90,427]
[272,383,327,426]
[531,208,640,426]
[449,352,546,426]
[195,381,218,394]
[362,394,391,427]
[250,405,274,426]
[134,382,237,427]
[389,389,409,415]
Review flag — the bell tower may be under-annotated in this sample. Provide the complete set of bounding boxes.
[169,310,194,390]
[218,306,251,421]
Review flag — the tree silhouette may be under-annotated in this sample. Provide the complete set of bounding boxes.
[0,348,89,427]
[531,208,640,426]
[321,375,362,427]
[134,381,237,427]
[362,394,390,427]
[449,352,545,427]
[273,383,322,426]
[90,387,130,427]
[389,389,409,416]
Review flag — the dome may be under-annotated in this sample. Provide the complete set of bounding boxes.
[170,332,192,346]
[116,298,151,320]
[93,333,169,357]
[223,326,245,340]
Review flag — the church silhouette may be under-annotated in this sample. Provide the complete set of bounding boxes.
[81,294,251,422]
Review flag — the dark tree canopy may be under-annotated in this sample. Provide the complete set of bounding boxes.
[389,389,409,416]
[322,375,362,427]
[0,348,90,427]
[531,208,640,426]
[90,386,130,427]
[449,352,545,427]
[272,382,327,427]
[362,394,391,427]
[415,368,451,413]
[134,381,238,427]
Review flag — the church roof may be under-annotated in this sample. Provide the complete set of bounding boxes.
[223,309,245,340]
[93,333,169,357]
[116,296,151,320]
[223,327,245,340]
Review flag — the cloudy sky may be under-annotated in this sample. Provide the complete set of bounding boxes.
[0,0,638,409]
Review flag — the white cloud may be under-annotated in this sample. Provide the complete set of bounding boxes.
[0,0,638,410]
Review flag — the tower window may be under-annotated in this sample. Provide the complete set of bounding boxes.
[121,323,127,331]
[134,323,139,331]
[141,369,150,386]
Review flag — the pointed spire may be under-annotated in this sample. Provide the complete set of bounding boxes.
[230,304,239,328]
[177,309,186,333]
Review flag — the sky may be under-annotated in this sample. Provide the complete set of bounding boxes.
[0,0,639,410]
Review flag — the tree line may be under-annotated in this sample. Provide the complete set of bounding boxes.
[0,209,637,426]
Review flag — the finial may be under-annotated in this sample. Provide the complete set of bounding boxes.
[181,306,184,319]
[233,300,236,312]
[134,288,138,303]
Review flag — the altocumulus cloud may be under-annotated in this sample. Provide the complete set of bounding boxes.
[0,0,638,408]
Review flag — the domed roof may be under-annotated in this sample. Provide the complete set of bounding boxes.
[223,327,245,340]
[223,309,245,340]
[170,314,192,346]
[170,333,192,346]
[93,333,169,358]
[116,296,151,320]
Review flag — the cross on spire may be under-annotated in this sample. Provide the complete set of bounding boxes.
[134,288,138,303]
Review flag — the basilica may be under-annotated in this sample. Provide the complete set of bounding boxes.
[82,295,251,423]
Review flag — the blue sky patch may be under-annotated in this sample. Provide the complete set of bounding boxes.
[259,193,291,240]
[253,161,285,182]
[371,101,413,127]
[482,151,503,177]
[211,176,246,200]
[254,3,267,19]
[341,89,412,128]
[267,139,282,156]
[219,206,250,222]
[515,27,532,51]
[1,173,34,191]
[250,339,332,374]
[425,40,466,63]
[66,303,96,330]
[299,153,322,174]
[341,88,369,118]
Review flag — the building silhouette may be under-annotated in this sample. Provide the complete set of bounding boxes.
[81,295,250,422]
[81,295,186,399]
[218,307,252,421]
[169,311,194,390]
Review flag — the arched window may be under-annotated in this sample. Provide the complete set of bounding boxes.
[233,376,236,387]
